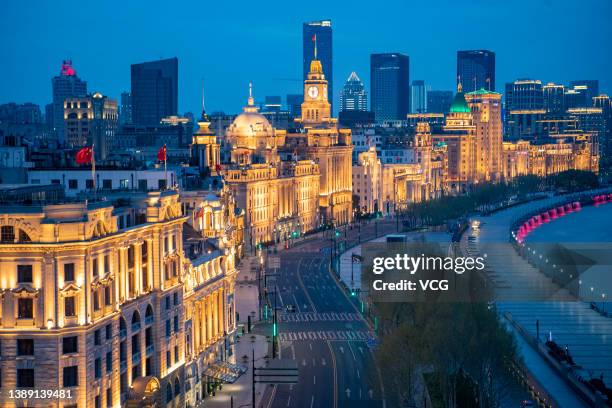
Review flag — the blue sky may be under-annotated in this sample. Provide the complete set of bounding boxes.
[1,0,610,115]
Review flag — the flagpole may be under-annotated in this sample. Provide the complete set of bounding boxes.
[164,144,167,190]
[92,144,97,201]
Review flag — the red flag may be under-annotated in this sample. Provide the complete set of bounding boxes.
[76,147,93,164]
[312,34,316,42]
[215,163,222,172]
[157,145,167,162]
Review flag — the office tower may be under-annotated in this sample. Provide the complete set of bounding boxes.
[593,95,612,159]
[410,80,429,113]
[504,79,544,127]
[303,20,333,113]
[64,93,118,159]
[543,82,565,113]
[51,60,87,145]
[131,57,178,126]
[569,80,599,104]
[457,50,495,93]
[264,96,282,112]
[120,91,132,124]
[465,89,503,181]
[427,90,453,113]
[340,72,367,112]
[370,53,410,122]
[287,94,303,118]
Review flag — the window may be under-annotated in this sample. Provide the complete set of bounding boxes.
[173,315,179,332]
[173,293,178,306]
[165,320,171,337]
[104,285,111,306]
[105,324,112,340]
[94,329,101,345]
[64,263,75,282]
[65,296,76,317]
[17,265,33,283]
[120,179,129,189]
[95,395,101,408]
[86,179,94,189]
[165,297,171,310]
[68,179,78,189]
[166,351,171,368]
[51,179,61,185]
[127,246,134,268]
[164,236,168,254]
[158,179,167,190]
[174,345,179,363]
[17,339,34,356]
[106,388,112,408]
[102,179,112,189]
[63,336,78,354]
[95,357,102,378]
[63,366,78,387]
[138,179,147,191]
[18,298,33,319]
[106,351,112,373]
[92,258,98,278]
[17,368,35,387]
[104,255,110,273]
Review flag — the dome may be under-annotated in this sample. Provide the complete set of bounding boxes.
[226,82,274,139]
[450,90,470,113]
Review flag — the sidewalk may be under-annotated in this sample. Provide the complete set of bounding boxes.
[205,255,271,408]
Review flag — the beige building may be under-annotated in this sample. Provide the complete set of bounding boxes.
[222,86,320,248]
[0,190,237,408]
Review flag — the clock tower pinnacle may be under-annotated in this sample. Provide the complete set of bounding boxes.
[300,37,331,125]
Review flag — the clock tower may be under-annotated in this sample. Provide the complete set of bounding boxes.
[301,48,331,125]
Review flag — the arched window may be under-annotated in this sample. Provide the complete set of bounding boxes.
[119,316,127,334]
[166,383,173,402]
[131,310,141,331]
[174,378,181,397]
[145,304,154,325]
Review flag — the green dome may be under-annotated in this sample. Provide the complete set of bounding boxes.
[450,91,470,113]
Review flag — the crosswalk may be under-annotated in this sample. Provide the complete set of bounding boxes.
[279,330,371,342]
[279,312,362,323]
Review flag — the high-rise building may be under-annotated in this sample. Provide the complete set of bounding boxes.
[263,96,282,112]
[131,57,178,126]
[543,82,565,113]
[64,92,118,159]
[457,50,495,93]
[410,80,429,113]
[340,72,367,112]
[427,90,453,113]
[286,94,303,118]
[303,20,333,113]
[51,60,87,145]
[504,79,544,128]
[120,91,132,124]
[569,80,599,104]
[370,53,410,122]
[593,94,612,159]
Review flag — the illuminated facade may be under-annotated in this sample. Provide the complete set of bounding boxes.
[223,86,320,247]
[285,55,354,226]
[0,190,237,408]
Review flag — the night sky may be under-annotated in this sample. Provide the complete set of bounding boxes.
[1,0,610,115]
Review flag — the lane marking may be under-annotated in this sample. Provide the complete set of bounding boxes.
[327,340,338,408]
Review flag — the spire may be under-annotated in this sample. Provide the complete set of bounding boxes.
[313,34,318,60]
[200,78,209,121]
[248,81,254,106]
[457,78,463,94]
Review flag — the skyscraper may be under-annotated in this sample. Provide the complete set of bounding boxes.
[427,90,453,113]
[543,83,565,113]
[410,80,429,113]
[370,53,410,122]
[504,79,544,127]
[51,60,87,145]
[340,72,367,112]
[287,94,303,118]
[120,91,132,124]
[569,80,599,105]
[131,57,178,126]
[457,50,495,93]
[303,20,332,113]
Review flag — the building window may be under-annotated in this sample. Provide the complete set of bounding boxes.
[17,339,34,356]
[17,368,35,387]
[68,179,78,189]
[94,329,101,345]
[165,320,171,337]
[86,179,95,189]
[120,179,129,189]
[64,263,75,282]
[64,296,76,317]
[102,179,112,189]
[174,345,179,364]
[18,298,33,319]
[63,366,78,387]
[165,297,171,310]
[173,293,178,306]
[63,336,78,354]
[173,315,179,332]
[104,255,110,273]
[104,285,111,306]
[92,258,98,278]
[106,351,112,373]
[93,289,100,311]
[95,357,102,379]
[127,246,134,268]
[105,324,112,340]
[106,388,112,408]
[166,351,171,368]
[17,265,33,283]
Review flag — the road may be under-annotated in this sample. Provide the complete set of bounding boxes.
[258,219,398,408]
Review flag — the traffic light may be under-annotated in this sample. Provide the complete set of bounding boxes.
[350,289,356,297]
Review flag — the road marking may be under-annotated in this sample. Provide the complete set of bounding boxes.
[339,346,344,354]
[309,343,313,351]
[301,358,307,366]
[321,357,326,366]
[310,395,314,408]
[327,341,338,408]
[287,396,291,406]
[357,369,360,379]
[292,294,301,313]
[348,342,357,361]
[313,375,316,384]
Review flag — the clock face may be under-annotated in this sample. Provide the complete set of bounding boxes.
[308,86,319,98]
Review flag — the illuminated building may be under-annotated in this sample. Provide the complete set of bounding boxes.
[119,92,132,125]
[0,189,238,408]
[370,53,410,122]
[52,60,87,145]
[303,20,333,113]
[131,58,178,127]
[352,147,381,214]
[340,72,367,112]
[457,50,495,93]
[223,85,320,247]
[504,79,543,128]
[543,82,565,113]
[64,93,118,159]
[410,80,429,114]
[569,80,599,106]
[465,88,503,181]
[593,94,612,159]
[286,54,354,226]
[427,90,453,114]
